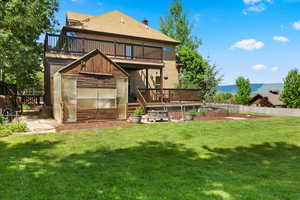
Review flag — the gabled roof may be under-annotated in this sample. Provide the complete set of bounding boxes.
[58,49,128,77]
[250,92,284,106]
[65,10,179,44]
[67,11,92,22]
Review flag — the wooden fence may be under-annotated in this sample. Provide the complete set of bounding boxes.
[19,95,44,106]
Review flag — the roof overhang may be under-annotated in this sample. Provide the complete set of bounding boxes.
[62,26,180,46]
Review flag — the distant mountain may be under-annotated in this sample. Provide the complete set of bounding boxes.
[218,83,283,94]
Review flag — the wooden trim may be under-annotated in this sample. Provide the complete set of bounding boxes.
[79,71,113,76]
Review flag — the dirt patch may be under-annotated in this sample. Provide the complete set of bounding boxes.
[56,120,130,132]
[170,110,270,121]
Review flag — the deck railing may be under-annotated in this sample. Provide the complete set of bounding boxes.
[138,88,203,103]
[45,33,163,62]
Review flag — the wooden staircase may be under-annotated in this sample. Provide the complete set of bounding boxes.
[127,103,141,116]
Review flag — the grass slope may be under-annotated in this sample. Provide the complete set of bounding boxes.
[1,117,300,200]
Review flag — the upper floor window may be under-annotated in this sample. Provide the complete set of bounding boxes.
[125,44,133,59]
[163,47,171,52]
[155,76,161,89]
[66,32,77,37]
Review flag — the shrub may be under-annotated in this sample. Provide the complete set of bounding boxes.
[7,123,27,132]
[0,122,27,137]
[0,115,7,124]
[133,107,144,116]
[0,129,12,137]
[197,108,208,117]
[22,104,31,110]
[186,109,197,116]
[214,92,234,103]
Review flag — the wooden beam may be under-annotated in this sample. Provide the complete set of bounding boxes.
[146,68,149,89]
[160,67,163,89]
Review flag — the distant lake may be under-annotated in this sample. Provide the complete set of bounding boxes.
[218,83,283,94]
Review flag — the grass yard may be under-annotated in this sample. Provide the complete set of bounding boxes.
[1,117,300,200]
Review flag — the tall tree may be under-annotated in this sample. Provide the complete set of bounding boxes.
[235,77,252,105]
[176,46,221,101]
[160,0,201,51]
[0,0,58,91]
[160,0,221,101]
[280,68,300,108]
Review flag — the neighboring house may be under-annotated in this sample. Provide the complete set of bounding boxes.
[44,10,202,123]
[249,91,285,108]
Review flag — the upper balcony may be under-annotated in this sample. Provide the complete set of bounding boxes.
[44,33,167,64]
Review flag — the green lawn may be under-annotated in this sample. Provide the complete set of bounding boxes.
[1,117,300,200]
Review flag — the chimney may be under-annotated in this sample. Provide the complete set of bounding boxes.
[142,19,149,26]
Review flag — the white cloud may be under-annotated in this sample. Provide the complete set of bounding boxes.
[271,66,280,71]
[273,36,289,42]
[243,4,266,15]
[242,0,272,15]
[293,21,300,30]
[243,0,262,4]
[252,64,267,70]
[231,39,264,51]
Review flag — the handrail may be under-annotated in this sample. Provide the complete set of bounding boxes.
[136,88,147,110]
[138,88,202,91]
[138,88,203,103]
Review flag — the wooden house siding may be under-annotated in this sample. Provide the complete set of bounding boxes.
[77,75,116,88]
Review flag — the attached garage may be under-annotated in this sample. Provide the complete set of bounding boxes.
[53,49,128,123]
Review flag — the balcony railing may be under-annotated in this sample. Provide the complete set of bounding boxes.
[138,88,203,103]
[44,33,163,62]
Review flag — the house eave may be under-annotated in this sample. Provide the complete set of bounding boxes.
[62,26,181,45]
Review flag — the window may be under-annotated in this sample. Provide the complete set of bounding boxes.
[125,44,133,59]
[163,47,171,52]
[66,32,77,37]
[155,76,161,89]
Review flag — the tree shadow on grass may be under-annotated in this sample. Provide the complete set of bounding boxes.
[0,140,300,200]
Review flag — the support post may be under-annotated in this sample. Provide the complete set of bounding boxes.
[160,67,163,103]
[146,68,149,89]
[160,67,163,89]
[114,41,117,57]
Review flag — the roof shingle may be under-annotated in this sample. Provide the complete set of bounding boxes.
[66,10,179,44]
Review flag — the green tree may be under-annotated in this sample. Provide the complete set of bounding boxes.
[176,46,221,101]
[235,77,252,105]
[0,0,58,92]
[160,0,221,101]
[280,69,300,108]
[160,0,201,51]
[214,92,234,103]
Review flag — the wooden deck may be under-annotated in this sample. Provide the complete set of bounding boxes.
[136,88,203,110]
[145,102,203,108]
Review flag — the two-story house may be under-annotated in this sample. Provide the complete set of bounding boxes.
[44,10,201,123]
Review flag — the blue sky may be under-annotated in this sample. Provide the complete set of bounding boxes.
[55,0,300,84]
